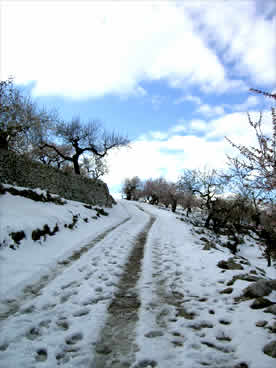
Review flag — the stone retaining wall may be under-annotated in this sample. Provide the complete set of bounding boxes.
[0,149,115,207]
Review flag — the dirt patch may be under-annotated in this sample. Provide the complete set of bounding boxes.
[93,215,156,368]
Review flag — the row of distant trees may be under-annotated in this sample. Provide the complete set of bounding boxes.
[122,88,276,265]
[0,78,129,179]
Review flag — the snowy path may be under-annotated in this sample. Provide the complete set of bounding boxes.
[0,202,151,367]
[0,201,275,368]
[136,205,238,368]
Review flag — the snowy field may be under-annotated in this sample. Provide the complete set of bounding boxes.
[0,185,275,368]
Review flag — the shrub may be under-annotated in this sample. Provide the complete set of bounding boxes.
[32,223,59,241]
[68,215,79,229]
[94,207,109,216]
[9,230,26,245]
[84,204,93,210]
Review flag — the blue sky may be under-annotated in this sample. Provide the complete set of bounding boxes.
[1,0,276,196]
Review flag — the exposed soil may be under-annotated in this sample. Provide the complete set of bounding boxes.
[92,215,156,368]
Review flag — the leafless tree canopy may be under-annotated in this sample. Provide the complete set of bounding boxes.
[226,89,276,191]
[41,117,130,175]
[0,78,55,153]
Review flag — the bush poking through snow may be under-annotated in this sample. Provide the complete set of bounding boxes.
[95,207,109,216]
[9,231,26,245]
[64,215,79,230]
[32,224,59,242]
[84,204,93,210]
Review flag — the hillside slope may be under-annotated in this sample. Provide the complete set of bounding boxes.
[0,187,275,367]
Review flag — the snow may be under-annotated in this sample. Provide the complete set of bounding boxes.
[0,186,275,368]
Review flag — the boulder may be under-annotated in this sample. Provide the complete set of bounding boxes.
[243,280,274,298]
[268,322,276,333]
[256,320,268,327]
[227,274,262,286]
[263,340,276,358]
[217,258,243,270]
[250,297,274,309]
[264,304,276,315]
[220,287,233,294]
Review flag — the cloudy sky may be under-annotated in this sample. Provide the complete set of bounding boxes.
[1,0,276,196]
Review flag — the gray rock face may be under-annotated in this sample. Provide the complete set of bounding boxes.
[243,280,275,298]
[0,150,115,207]
[263,340,276,358]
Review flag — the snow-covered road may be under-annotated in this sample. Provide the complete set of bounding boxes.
[0,200,275,368]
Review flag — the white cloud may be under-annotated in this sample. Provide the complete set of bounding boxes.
[119,86,148,100]
[189,119,208,132]
[183,1,276,86]
[230,95,260,111]
[104,133,234,189]
[149,131,168,140]
[104,108,274,189]
[170,124,187,133]
[174,94,202,105]
[196,104,225,117]
[205,110,273,144]
[2,1,253,98]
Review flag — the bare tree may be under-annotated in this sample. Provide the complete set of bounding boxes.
[0,78,55,153]
[226,88,276,266]
[142,178,160,204]
[226,88,276,191]
[82,155,109,179]
[178,190,197,217]
[178,168,226,210]
[122,176,142,200]
[41,117,129,175]
[29,143,71,169]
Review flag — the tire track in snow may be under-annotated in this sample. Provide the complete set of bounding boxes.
[92,212,156,368]
[0,216,131,322]
[137,214,238,368]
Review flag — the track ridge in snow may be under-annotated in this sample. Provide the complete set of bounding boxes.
[0,217,131,321]
[92,214,156,368]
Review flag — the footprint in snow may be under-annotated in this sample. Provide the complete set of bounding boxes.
[56,318,70,330]
[61,280,80,290]
[60,290,78,303]
[35,348,48,362]
[26,326,42,340]
[41,302,57,311]
[84,271,94,280]
[72,307,90,317]
[39,319,51,328]
[0,343,9,352]
[65,332,83,345]
[20,304,35,314]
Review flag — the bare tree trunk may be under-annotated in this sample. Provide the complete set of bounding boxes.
[0,133,9,150]
[171,198,177,213]
[72,157,81,175]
